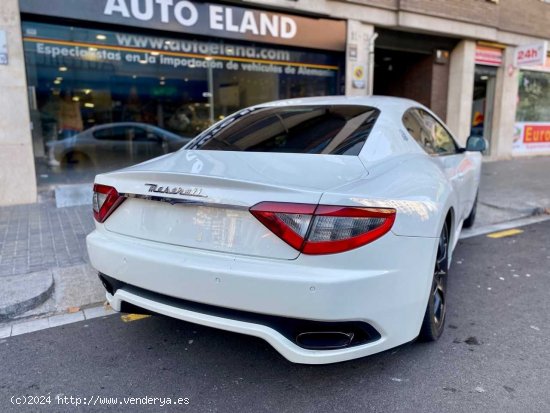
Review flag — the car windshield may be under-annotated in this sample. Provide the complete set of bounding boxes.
[188,105,380,156]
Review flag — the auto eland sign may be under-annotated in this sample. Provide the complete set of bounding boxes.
[19,0,346,51]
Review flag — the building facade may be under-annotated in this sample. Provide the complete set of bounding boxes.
[0,0,549,205]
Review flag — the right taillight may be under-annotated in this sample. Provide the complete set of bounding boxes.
[93,184,124,223]
[250,202,396,255]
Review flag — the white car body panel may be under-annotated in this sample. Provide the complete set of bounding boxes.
[86,95,482,364]
[87,227,438,364]
[97,153,368,259]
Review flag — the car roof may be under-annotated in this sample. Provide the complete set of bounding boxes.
[256,95,426,114]
[92,122,153,129]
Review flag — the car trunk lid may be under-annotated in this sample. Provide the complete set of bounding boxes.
[98,150,367,260]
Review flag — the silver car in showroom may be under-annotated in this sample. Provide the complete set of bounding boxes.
[47,122,191,169]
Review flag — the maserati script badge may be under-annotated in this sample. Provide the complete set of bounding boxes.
[145,183,207,198]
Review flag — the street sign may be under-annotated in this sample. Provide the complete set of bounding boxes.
[514,42,548,67]
[352,64,365,89]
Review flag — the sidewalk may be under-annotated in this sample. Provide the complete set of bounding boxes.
[0,156,549,323]
[0,200,103,321]
[476,156,550,226]
[0,201,92,277]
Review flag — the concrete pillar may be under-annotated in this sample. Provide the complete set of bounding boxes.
[490,47,519,159]
[446,40,476,145]
[0,0,37,205]
[345,20,374,96]
[431,59,450,121]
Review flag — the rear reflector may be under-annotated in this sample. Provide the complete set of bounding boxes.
[250,202,395,255]
[93,184,124,223]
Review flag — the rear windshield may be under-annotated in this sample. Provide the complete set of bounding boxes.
[188,105,380,156]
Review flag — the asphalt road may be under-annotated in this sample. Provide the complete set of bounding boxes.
[1,220,549,413]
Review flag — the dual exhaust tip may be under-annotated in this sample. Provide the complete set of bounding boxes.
[295,331,355,350]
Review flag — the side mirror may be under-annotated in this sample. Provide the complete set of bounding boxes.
[465,135,487,152]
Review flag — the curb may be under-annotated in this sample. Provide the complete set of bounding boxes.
[0,271,55,320]
[0,303,114,339]
[460,214,550,240]
[480,201,550,216]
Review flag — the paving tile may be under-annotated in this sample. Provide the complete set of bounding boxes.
[11,318,50,336]
[0,202,93,278]
[48,311,85,327]
[0,325,12,338]
[83,306,115,320]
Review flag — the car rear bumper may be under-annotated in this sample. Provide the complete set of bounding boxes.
[87,229,438,364]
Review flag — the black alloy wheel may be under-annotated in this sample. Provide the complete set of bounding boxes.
[62,151,92,169]
[418,221,449,341]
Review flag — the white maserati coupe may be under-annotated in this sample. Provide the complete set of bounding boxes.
[87,96,485,364]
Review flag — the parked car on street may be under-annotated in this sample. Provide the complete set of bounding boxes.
[47,122,191,169]
[87,96,485,364]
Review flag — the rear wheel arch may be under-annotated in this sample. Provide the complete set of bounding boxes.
[443,208,454,270]
[445,209,454,237]
[463,191,478,229]
[418,220,450,341]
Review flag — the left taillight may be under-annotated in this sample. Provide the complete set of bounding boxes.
[250,202,396,255]
[93,184,124,223]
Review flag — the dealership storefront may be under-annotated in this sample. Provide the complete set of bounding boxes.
[19,0,346,186]
[2,0,550,206]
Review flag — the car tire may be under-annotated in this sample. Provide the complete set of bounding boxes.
[418,221,449,342]
[62,152,92,169]
[463,193,478,229]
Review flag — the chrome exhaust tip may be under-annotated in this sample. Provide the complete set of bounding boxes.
[295,331,355,350]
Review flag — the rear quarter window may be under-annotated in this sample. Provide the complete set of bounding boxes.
[188,105,380,156]
[402,108,459,156]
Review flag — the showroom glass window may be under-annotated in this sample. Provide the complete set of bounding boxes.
[513,69,550,154]
[21,21,342,185]
[516,70,550,123]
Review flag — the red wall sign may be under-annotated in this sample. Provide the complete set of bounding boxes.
[523,125,550,143]
[475,45,503,66]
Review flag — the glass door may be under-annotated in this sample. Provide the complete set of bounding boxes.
[471,65,497,155]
